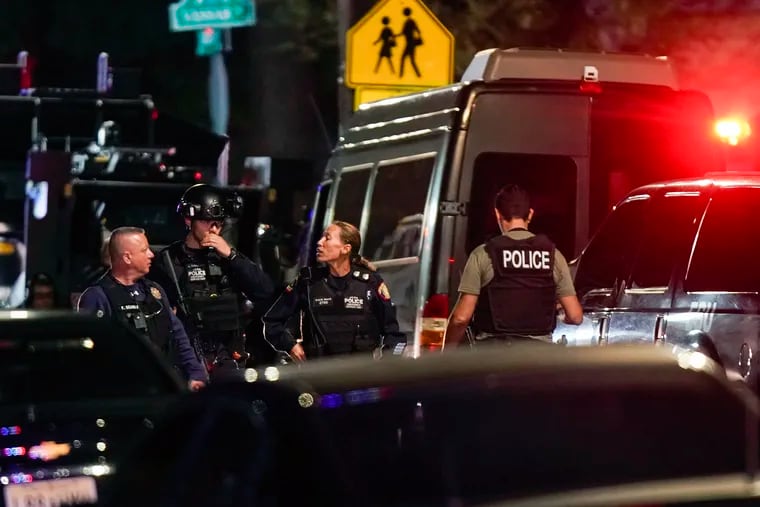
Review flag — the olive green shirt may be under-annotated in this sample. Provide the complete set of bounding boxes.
[458,229,576,298]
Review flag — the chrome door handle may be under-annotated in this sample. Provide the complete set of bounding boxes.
[654,314,666,345]
[596,316,610,346]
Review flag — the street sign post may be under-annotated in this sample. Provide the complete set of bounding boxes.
[169,0,256,32]
[346,0,454,89]
[196,28,224,57]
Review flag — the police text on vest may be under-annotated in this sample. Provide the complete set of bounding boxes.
[502,250,550,269]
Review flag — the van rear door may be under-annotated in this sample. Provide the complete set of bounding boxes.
[456,91,590,279]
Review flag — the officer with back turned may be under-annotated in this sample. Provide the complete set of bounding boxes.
[149,184,274,375]
[444,184,583,348]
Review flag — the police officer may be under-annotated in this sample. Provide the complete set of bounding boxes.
[77,227,207,390]
[444,184,583,348]
[25,272,59,309]
[149,183,274,373]
[263,221,406,361]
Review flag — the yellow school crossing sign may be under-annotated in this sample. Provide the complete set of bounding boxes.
[346,0,454,89]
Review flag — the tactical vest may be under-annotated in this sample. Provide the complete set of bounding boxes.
[307,268,380,356]
[474,234,557,335]
[98,275,173,353]
[167,242,242,348]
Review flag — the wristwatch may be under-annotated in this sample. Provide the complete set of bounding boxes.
[226,248,238,261]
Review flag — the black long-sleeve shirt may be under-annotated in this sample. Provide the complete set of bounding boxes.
[149,242,274,312]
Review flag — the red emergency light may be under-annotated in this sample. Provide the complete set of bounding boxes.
[714,117,751,146]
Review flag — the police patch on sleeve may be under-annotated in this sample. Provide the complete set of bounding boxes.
[377,282,391,301]
[150,287,162,299]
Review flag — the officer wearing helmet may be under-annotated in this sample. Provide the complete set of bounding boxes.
[148,183,274,375]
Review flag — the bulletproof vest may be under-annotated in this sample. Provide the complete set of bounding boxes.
[307,268,380,355]
[475,233,557,335]
[168,242,241,339]
[98,275,173,352]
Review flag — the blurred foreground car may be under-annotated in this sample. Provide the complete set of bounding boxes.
[498,475,760,507]
[0,310,186,507]
[103,344,758,507]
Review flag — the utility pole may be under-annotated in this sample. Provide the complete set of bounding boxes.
[337,0,377,137]
[337,0,354,139]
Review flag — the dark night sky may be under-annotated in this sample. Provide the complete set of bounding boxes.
[3,0,226,120]
[1,0,342,173]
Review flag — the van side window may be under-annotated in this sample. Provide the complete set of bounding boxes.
[574,196,649,297]
[686,187,760,293]
[364,157,434,260]
[333,169,371,227]
[629,194,706,289]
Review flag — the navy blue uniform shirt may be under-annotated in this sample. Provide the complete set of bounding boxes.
[78,280,207,382]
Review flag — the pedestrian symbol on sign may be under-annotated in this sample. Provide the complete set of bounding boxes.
[347,0,453,89]
[399,7,422,78]
[373,8,424,78]
[374,17,396,74]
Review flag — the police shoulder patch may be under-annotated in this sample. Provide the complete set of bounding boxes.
[150,286,162,299]
[377,282,391,301]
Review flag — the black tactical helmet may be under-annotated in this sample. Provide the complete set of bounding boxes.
[177,184,243,220]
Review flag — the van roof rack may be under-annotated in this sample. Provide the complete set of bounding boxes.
[461,47,678,89]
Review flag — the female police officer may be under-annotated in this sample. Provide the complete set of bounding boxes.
[263,221,406,361]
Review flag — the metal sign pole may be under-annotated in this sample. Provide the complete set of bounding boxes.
[337,0,353,139]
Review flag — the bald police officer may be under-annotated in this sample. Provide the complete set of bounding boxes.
[444,184,583,348]
[78,227,207,390]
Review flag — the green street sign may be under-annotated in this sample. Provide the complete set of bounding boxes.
[196,28,223,56]
[169,0,256,32]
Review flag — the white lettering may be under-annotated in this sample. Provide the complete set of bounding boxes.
[688,300,717,330]
[184,8,233,23]
[501,249,551,270]
[513,251,523,268]
[344,296,364,310]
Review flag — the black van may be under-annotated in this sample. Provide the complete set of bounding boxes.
[305,48,724,356]
[558,173,760,390]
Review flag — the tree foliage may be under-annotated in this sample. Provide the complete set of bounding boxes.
[253,0,338,61]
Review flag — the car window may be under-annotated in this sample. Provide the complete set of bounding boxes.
[686,187,760,292]
[0,323,180,403]
[629,193,706,289]
[332,168,371,229]
[364,157,433,260]
[574,195,649,297]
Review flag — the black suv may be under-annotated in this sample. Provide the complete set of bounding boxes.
[0,310,186,507]
[553,173,760,390]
